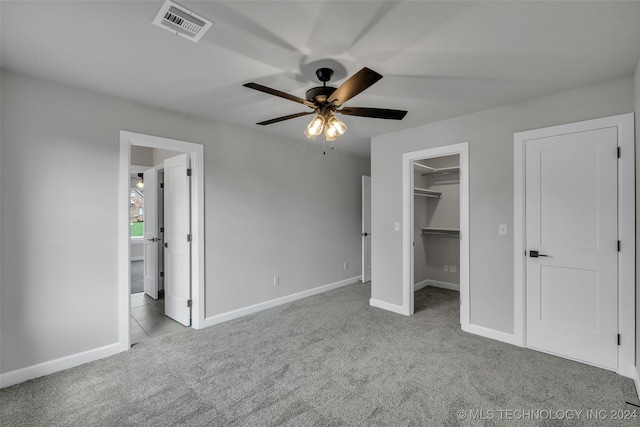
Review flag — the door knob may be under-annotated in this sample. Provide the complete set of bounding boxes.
[361,232,370,237]
[529,250,548,258]
[146,237,159,242]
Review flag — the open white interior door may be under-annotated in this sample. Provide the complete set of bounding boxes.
[362,176,372,282]
[142,167,158,299]
[163,153,192,326]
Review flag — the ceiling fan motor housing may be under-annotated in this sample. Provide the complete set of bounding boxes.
[306,86,337,104]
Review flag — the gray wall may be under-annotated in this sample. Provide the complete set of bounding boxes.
[130,146,182,168]
[130,145,153,167]
[0,70,369,374]
[371,76,634,334]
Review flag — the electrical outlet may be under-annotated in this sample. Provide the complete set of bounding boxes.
[343,262,348,270]
[273,275,279,286]
[394,222,400,231]
[449,265,457,273]
[443,265,449,272]
[499,224,508,236]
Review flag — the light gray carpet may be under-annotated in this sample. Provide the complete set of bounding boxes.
[130,260,144,294]
[1,283,638,426]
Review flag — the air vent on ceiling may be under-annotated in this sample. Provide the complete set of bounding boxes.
[152,0,213,42]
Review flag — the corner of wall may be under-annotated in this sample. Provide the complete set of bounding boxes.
[634,57,640,397]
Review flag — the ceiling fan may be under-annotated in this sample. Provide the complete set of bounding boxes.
[243,67,407,142]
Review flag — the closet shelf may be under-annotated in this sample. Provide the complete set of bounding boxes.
[421,227,460,237]
[414,187,442,198]
[420,165,460,176]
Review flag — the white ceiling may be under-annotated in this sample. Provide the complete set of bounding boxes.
[2,1,640,158]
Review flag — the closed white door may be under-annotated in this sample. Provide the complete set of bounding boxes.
[361,176,372,282]
[142,167,158,299]
[525,126,618,370]
[164,153,191,326]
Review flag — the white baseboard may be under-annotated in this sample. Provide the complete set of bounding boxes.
[369,298,409,316]
[413,280,429,292]
[204,276,361,328]
[414,279,460,292]
[0,342,126,388]
[463,323,521,347]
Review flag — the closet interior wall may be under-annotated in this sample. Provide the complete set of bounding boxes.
[414,155,461,289]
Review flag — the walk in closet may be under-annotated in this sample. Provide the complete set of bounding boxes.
[413,154,461,292]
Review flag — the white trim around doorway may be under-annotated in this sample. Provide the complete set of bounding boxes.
[513,113,635,378]
[402,142,469,328]
[118,131,205,352]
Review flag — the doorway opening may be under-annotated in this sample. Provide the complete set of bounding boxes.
[402,143,469,327]
[129,158,188,344]
[118,131,205,352]
[413,155,460,313]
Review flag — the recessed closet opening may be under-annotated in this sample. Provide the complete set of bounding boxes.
[402,142,469,324]
[413,155,461,294]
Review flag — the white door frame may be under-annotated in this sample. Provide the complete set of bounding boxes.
[513,113,635,378]
[118,131,205,351]
[402,142,469,325]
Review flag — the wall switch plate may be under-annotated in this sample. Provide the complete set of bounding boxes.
[344,262,348,270]
[449,265,457,273]
[499,224,508,236]
[273,275,279,285]
[394,222,400,231]
[443,265,449,272]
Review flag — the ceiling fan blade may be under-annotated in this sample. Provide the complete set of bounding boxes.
[328,67,383,107]
[243,82,316,108]
[338,107,407,120]
[256,111,315,125]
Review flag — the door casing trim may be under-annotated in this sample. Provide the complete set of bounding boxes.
[513,113,635,378]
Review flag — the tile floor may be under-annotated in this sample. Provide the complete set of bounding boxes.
[130,292,188,345]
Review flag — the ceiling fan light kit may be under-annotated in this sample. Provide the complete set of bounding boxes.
[304,114,325,140]
[243,66,407,148]
[323,115,346,141]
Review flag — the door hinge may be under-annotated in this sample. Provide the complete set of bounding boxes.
[160,271,164,278]
[618,240,621,252]
[617,147,621,158]
[160,182,164,189]
[187,299,192,308]
[617,334,621,346]
[187,168,192,177]
[160,226,164,233]
[187,234,191,242]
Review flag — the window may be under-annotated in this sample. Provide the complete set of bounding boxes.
[130,188,144,237]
